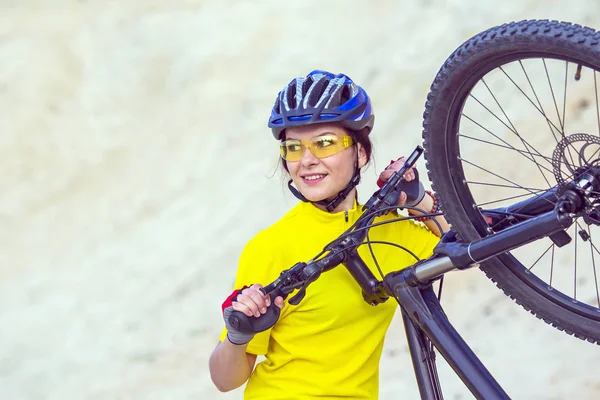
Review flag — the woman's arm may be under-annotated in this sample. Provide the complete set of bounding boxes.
[209,340,257,392]
[408,191,450,237]
[210,284,284,392]
[377,157,450,238]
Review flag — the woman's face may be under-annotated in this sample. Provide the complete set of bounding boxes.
[284,123,367,203]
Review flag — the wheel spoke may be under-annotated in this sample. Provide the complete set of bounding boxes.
[595,70,600,137]
[469,93,549,167]
[469,158,580,225]
[543,59,578,168]
[528,243,554,271]
[459,131,558,175]
[517,60,563,144]
[544,58,565,131]
[563,61,569,139]
[586,226,600,308]
[476,189,549,208]
[501,61,583,170]
[550,244,555,288]
[574,219,578,301]
[465,180,545,192]
[481,78,554,187]
[460,157,557,208]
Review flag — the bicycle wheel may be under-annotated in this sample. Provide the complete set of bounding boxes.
[423,19,600,343]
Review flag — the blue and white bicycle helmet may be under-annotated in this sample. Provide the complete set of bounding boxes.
[268,70,375,140]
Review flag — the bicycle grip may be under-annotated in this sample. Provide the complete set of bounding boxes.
[228,303,281,334]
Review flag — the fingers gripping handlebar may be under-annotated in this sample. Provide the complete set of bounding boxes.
[227,290,286,334]
[227,251,347,335]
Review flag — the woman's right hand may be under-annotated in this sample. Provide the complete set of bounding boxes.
[232,284,285,318]
[223,284,285,345]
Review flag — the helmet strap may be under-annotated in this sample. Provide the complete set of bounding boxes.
[287,179,310,203]
[286,158,361,213]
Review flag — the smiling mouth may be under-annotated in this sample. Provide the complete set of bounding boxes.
[302,174,327,181]
[301,173,328,185]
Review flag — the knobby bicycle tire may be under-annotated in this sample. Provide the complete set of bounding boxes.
[422,19,600,343]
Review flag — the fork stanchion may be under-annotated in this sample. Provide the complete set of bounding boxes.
[402,308,444,400]
[385,274,510,400]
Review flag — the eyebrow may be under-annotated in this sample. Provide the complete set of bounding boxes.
[285,132,340,140]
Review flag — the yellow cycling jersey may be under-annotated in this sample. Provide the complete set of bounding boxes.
[220,200,439,399]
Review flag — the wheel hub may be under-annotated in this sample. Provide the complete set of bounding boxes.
[553,133,600,225]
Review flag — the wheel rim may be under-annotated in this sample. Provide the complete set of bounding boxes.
[445,52,600,318]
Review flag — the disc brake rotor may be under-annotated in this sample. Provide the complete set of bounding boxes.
[552,133,600,187]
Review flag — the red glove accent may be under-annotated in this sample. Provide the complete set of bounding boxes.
[377,158,402,188]
[221,285,250,314]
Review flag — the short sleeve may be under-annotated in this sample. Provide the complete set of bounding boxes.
[410,221,440,260]
[389,218,440,263]
[219,232,274,355]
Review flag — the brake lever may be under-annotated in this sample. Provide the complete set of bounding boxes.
[261,261,307,296]
[288,286,307,305]
[288,259,325,304]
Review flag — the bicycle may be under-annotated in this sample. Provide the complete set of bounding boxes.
[228,19,600,399]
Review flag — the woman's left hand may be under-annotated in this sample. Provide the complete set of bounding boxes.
[377,156,415,206]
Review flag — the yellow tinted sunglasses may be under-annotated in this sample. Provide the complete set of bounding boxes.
[280,134,354,162]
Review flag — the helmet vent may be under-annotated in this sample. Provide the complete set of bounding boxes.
[274,98,281,114]
[340,85,352,105]
[287,82,297,109]
[307,78,329,107]
[301,77,313,97]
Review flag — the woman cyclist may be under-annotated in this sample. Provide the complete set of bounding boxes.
[209,70,450,399]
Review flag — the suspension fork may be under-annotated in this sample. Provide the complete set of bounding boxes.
[402,307,444,400]
[385,279,510,400]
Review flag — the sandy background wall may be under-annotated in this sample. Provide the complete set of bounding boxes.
[2,1,600,399]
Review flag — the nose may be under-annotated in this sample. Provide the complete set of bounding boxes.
[300,145,319,167]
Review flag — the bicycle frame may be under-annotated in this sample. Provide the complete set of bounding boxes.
[374,196,577,399]
[227,146,590,399]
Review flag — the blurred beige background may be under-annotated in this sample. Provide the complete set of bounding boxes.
[2,1,600,399]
